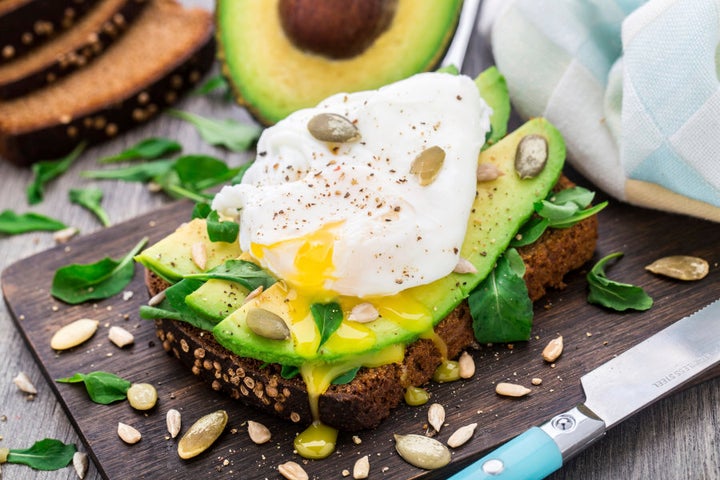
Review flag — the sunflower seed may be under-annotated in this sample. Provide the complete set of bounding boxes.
[50,318,99,350]
[167,409,182,438]
[542,336,563,363]
[427,403,445,433]
[247,420,271,444]
[410,146,445,186]
[515,134,548,179]
[495,382,531,398]
[191,242,207,270]
[394,433,451,470]
[447,423,478,448]
[108,326,134,348]
[148,289,166,306]
[246,308,290,340]
[645,255,709,281]
[242,285,264,304]
[13,372,37,394]
[178,410,228,459]
[353,455,370,479]
[53,226,79,244]
[117,422,142,444]
[453,257,477,274]
[307,113,360,143]
[348,302,379,323]
[458,351,476,379]
[73,451,88,479]
[476,163,503,182]
[278,461,309,480]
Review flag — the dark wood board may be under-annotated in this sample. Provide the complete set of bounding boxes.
[2,194,719,480]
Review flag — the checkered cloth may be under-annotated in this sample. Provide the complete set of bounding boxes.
[479,0,720,222]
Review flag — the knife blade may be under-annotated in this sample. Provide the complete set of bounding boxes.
[447,298,720,480]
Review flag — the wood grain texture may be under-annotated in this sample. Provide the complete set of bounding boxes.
[1,1,719,479]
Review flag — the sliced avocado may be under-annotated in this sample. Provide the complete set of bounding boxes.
[216,0,463,124]
[212,118,566,366]
[134,219,241,283]
[475,66,511,148]
[185,279,249,323]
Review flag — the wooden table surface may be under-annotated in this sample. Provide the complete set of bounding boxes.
[1,2,718,479]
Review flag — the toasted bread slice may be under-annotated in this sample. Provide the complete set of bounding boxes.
[146,177,599,431]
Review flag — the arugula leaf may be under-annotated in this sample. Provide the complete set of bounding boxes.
[98,137,181,163]
[51,237,148,304]
[4,439,76,471]
[81,159,176,182]
[184,259,275,291]
[205,210,239,243]
[168,109,262,152]
[27,142,86,205]
[587,252,653,311]
[0,210,66,234]
[468,248,534,343]
[310,302,343,351]
[55,371,130,404]
[69,187,111,227]
[331,367,361,385]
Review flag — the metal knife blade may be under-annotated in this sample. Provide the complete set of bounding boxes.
[448,298,720,480]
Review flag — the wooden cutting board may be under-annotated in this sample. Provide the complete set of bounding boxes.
[2,196,719,480]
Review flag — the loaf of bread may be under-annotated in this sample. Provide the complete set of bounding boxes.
[0,0,215,166]
[0,0,149,99]
[147,177,599,431]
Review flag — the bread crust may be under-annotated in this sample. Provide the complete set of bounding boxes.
[147,180,598,431]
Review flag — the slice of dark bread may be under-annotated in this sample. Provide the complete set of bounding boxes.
[0,0,215,166]
[147,177,599,431]
[0,0,149,99]
[0,0,101,65]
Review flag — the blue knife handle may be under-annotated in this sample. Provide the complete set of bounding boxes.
[447,427,562,480]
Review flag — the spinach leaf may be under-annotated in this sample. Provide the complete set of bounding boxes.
[231,161,254,184]
[331,367,361,385]
[51,237,148,304]
[310,302,343,351]
[468,248,534,343]
[205,210,239,243]
[194,74,234,101]
[0,210,66,234]
[587,252,653,311]
[172,154,242,191]
[168,109,262,152]
[55,371,130,404]
[184,259,275,291]
[192,202,212,220]
[27,143,86,205]
[69,187,111,227]
[98,137,182,163]
[81,159,176,182]
[4,438,76,471]
[280,364,300,380]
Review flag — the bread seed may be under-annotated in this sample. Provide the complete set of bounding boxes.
[246,308,290,340]
[458,351,476,379]
[515,134,548,179]
[453,257,477,274]
[476,163,503,182]
[73,451,88,479]
[50,318,99,350]
[542,336,563,363]
[348,302,379,323]
[13,372,37,394]
[447,423,477,448]
[127,383,157,410]
[278,460,309,480]
[108,325,134,348]
[117,422,141,444]
[247,420,271,444]
[410,146,445,186]
[394,433,451,470]
[307,113,360,143]
[495,382,531,398]
[645,255,709,281]
[191,242,207,270]
[427,403,445,433]
[178,410,228,459]
[167,409,181,438]
[353,455,370,479]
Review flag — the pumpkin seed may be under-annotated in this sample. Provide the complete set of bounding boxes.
[476,163,503,182]
[393,433,451,470]
[127,383,157,411]
[447,423,477,448]
[458,351,476,379]
[167,409,182,438]
[13,371,37,394]
[645,255,709,281]
[453,257,477,274]
[427,403,445,433]
[353,455,370,479]
[117,422,142,444]
[515,134,548,179]
[73,451,88,479]
[410,146,445,186]
[50,318,99,350]
[348,302,379,323]
[278,461,309,480]
[247,420,271,444]
[246,308,290,340]
[177,410,228,459]
[108,325,134,348]
[307,113,360,143]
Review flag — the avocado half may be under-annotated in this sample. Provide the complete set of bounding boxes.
[216,0,463,125]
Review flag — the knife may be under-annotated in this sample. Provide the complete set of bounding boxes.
[441,0,482,70]
[448,299,720,480]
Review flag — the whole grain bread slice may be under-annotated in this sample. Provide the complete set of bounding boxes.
[0,0,215,166]
[0,0,149,99]
[146,177,599,431]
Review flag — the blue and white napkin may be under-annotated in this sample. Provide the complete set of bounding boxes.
[480,0,720,222]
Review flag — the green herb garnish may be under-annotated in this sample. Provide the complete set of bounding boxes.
[55,371,131,404]
[51,237,148,304]
[0,439,76,471]
[587,252,653,311]
[97,137,182,163]
[69,187,111,227]
[81,159,176,183]
[0,210,67,234]
[168,109,262,152]
[27,143,86,205]
[310,302,343,351]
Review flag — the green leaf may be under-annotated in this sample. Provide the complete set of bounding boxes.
[468,248,534,343]
[184,259,275,291]
[331,367,361,385]
[51,237,148,304]
[81,159,176,183]
[98,137,182,163]
[55,371,131,404]
[69,187,111,227]
[0,210,67,234]
[168,109,262,152]
[587,252,653,311]
[310,302,343,351]
[194,74,234,102]
[192,202,212,220]
[231,161,254,185]
[173,155,242,191]
[27,142,86,205]
[280,364,300,380]
[205,210,239,243]
[6,439,76,471]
